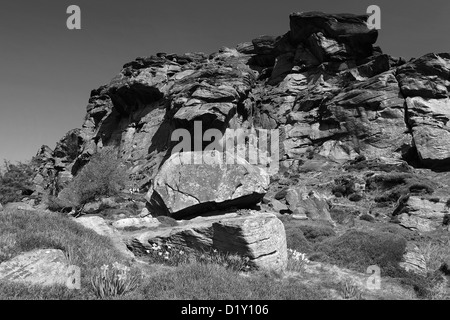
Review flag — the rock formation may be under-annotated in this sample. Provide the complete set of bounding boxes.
[127,211,287,271]
[27,11,450,233]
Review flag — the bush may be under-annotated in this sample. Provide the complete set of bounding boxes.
[297,221,336,243]
[359,214,375,222]
[59,147,129,214]
[314,229,407,275]
[366,173,435,205]
[330,207,359,225]
[0,160,35,205]
[90,262,141,299]
[47,195,73,213]
[443,214,450,226]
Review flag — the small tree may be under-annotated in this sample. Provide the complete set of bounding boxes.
[59,147,129,215]
[0,160,35,205]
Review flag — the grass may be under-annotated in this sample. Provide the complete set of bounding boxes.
[0,209,130,299]
[120,262,326,300]
[313,229,407,276]
[0,208,330,300]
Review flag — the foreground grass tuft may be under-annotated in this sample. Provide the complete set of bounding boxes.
[0,209,130,299]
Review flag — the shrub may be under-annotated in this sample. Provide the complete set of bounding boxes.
[443,214,450,226]
[366,173,435,205]
[0,160,35,205]
[286,249,310,272]
[330,207,359,225]
[47,195,73,213]
[359,213,375,222]
[90,262,141,299]
[348,193,363,202]
[297,221,336,243]
[338,280,364,300]
[314,229,407,275]
[59,147,129,214]
[144,243,252,272]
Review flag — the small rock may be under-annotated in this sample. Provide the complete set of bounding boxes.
[0,249,70,286]
[399,244,427,275]
[269,199,288,213]
[113,217,160,230]
[3,202,34,211]
[139,208,151,218]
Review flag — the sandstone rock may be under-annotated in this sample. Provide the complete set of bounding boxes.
[268,199,289,213]
[3,202,34,211]
[399,244,427,275]
[0,249,70,287]
[289,12,378,58]
[285,188,332,221]
[30,11,450,202]
[73,216,134,259]
[113,217,160,230]
[139,208,151,218]
[127,211,287,271]
[395,196,448,232]
[147,151,269,219]
[83,201,102,214]
[397,53,450,99]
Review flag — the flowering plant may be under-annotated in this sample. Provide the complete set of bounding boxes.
[90,262,141,298]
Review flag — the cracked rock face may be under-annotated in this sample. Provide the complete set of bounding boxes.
[32,11,450,204]
[126,211,287,271]
[147,151,270,219]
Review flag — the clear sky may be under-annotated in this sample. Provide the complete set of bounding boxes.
[1,0,449,163]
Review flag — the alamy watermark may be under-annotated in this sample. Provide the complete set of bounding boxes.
[170,121,280,174]
[66,5,81,30]
[366,265,381,290]
[367,5,381,30]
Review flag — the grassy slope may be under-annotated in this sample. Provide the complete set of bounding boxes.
[0,209,329,300]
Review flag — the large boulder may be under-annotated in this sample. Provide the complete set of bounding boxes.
[289,12,378,58]
[127,211,287,271]
[0,249,71,287]
[147,151,270,219]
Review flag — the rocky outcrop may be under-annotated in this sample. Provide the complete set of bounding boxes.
[127,211,287,271]
[146,151,269,219]
[31,11,450,216]
[398,53,450,169]
[394,196,449,232]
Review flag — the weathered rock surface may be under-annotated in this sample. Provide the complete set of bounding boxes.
[28,11,450,226]
[113,217,160,230]
[147,151,270,219]
[126,211,287,271]
[285,187,332,221]
[399,244,427,275]
[2,202,35,211]
[0,249,70,287]
[73,216,134,259]
[395,196,449,232]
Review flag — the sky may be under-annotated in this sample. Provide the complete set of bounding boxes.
[0,0,449,163]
